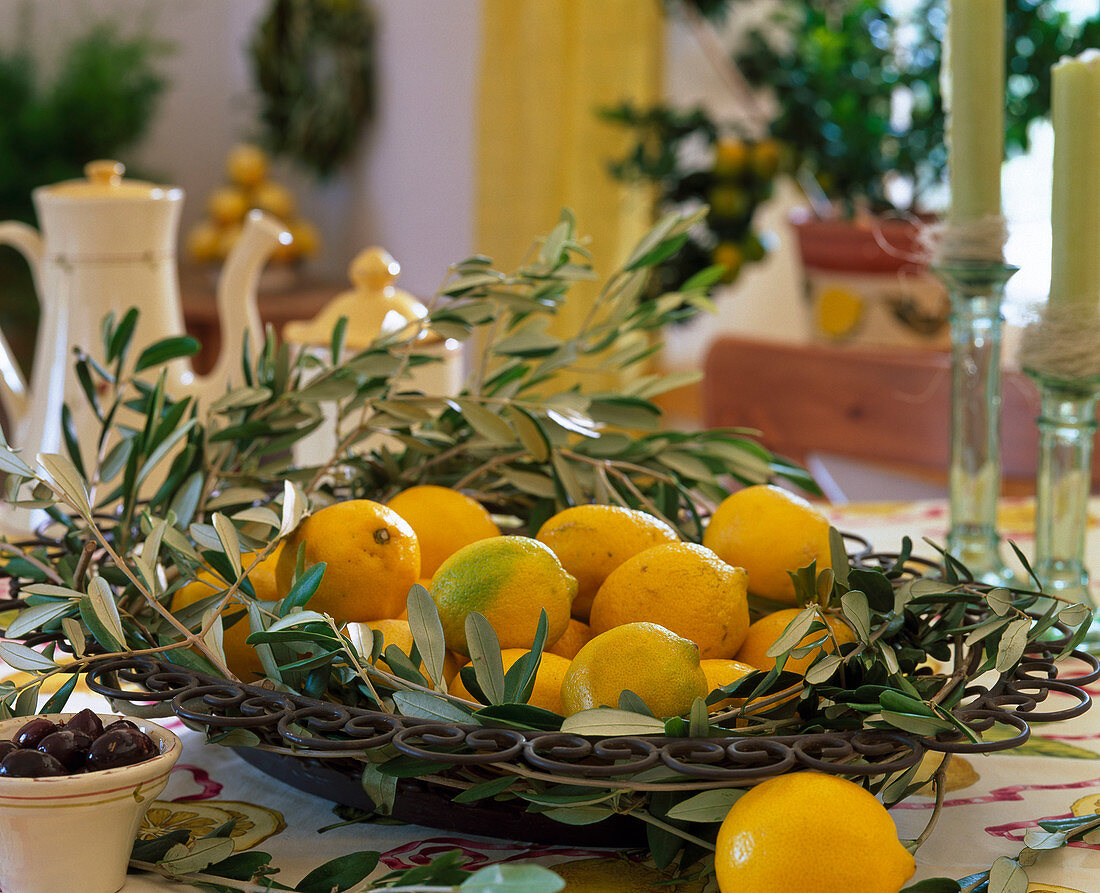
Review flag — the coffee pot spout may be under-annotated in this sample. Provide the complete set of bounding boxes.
[0,221,46,443]
[199,211,287,391]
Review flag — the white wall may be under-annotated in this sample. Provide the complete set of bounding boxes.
[0,0,480,299]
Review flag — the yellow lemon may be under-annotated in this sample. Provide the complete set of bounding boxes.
[388,485,501,578]
[816,286,865,339]
[207,186,250,225]
[560,622,707,718]
[275,499,420,624]
[589,542,749,659]
[715,773,915,893]
[172,549,282,682]
[252,181,296,222]
[548,618,591,660]
[713,241,745,283]
[703,484,831,605]
[449,649,571,713]
[713,137,749,178]
[345,618,458,682]
[226,143,269,187]
[186,221,222,263]
[735,608,855,675]
[552,856,705,892]
[287,219,321,258]
[749,139,782,179]
[701,658,756,711]
[430,536,575,656]
[535,505,678,622]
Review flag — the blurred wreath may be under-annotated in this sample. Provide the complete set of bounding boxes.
[249,0,376,178]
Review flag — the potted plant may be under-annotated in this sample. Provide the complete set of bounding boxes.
[614,0,1100,345]
[729,0,1100,344]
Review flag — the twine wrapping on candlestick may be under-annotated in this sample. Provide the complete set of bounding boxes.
[869,213,1008,267]
[1020,303,1100,382]
[923,215,1009,266]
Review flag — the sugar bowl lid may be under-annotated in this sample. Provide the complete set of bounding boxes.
[284,247,439,349]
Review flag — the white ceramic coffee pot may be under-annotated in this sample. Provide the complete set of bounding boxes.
[0,160,284,457]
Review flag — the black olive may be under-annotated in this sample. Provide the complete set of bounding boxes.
[103,718,139,733]
[38,729,94,771]
[0,740,15,762]
[0,748,66,777]
[13,718,58,749]
[63,709,105,740]
[86,727,155,771]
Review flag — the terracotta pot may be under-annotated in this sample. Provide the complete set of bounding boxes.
[789,208,950,349]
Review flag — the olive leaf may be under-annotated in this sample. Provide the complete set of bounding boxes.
[466,612,506,705]
[560,708,666,736]
[664,788,744,823]
[37,452,91,518]
[765,607,817,658]
[406,584,447,688]
[0,641,57,672]
[3,600,76,638]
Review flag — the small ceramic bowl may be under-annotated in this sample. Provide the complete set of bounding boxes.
[0,712,182,893]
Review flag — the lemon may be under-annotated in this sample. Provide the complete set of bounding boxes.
[345,618,458,682]
[713,137,749,177]
[816,286,865,339]
[560,622,707,718]
[449,648,571,713]
[275,499,420,624]
[701,658,756,711]
[590,542,750,659]
[750,139,782,179]
[388,485,501,578]
[430,536,575,656]
[226,143,269,187]
[207,186,250,225]
[714,773,915,892]
[548,618,591,660]
[186,221,222,264]
[252,181,296,221]
[703,484,831,605]
[535,505,678,622]
[172,549,282,682]
[713,241,745,283]
[735,608,855,675]
[287,219,321,258]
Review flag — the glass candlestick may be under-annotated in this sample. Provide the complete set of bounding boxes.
[935,261,1018,584]
[1024,369,1100,610]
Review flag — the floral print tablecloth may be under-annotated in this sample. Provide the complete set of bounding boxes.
[1,498,1097,892]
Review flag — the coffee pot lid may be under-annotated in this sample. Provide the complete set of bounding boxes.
[41,160,181,201]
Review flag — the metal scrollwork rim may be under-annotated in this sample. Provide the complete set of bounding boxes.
[85,637,1098,791]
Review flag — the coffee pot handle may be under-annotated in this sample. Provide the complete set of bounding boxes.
[0,222,44,429]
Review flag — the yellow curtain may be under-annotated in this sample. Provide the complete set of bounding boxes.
[476,0,663,384]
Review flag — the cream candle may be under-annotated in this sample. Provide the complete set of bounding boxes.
[1050,51,1100,308]
[944,0,1005,227]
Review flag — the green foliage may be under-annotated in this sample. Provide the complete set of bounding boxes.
[602,103,778,299]
[688,0,1100,215]
[0,16,170,221]
[129,832,565,891]
[0,210,1090,884]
